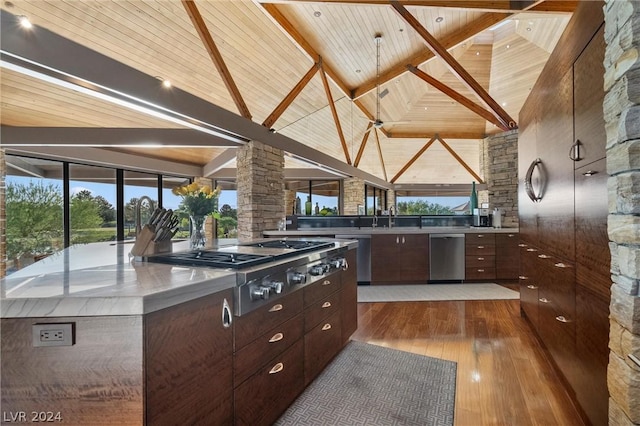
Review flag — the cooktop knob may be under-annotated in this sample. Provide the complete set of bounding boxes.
[266,281,284,294]
[289,271,307,285]
[309,265,325,276]
[329,258,344,269]
[250,285,270,301]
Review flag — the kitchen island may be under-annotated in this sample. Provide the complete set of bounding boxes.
[1,238,357,425]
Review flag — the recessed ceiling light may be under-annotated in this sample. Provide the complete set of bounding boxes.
[435,16,444,23]
[506,44,510,49]
[313,11,321,17]
[502,102,507,106]
[355,69,361,73]
[476,51,480,56]
[18,15,32,29]
[526,27,532,31]
[162,79,172,88]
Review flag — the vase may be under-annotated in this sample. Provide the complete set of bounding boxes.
[189,215,207,250]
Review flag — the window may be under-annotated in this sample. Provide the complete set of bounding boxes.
[288,180,340,216]
[365,185,386,215]
[395,190,471,215]
[123,170,159,240]
[5,156,64,274]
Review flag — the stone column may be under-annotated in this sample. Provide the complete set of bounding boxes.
[0,148,6,278]
[482,130,519,227]
[604,1,640,424]
[343,178,365,215]
[236,141,285,241]
[284,189,297,216]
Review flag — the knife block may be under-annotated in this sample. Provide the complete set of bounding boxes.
[130,225,173,257]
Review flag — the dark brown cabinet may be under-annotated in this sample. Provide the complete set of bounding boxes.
[145,289,234,426]
[371,234,429,284]
[465,233,496,281]
[517,4,608,425]
[495,233,520,279]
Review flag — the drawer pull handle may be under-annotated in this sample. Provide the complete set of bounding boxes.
[269,304,283,312]
[526,248,537,252]
[478,246,485,249]
[322,301,332,308]
[477,257,485,261]
[539,298,550,303]
[322,280,331,286]
[527,285,538,290]
[519,275,527,280]
[538,254,551,259]
[554,263,568,268]
[518,244,527,247]
[269,333,284,343]
[508,234,515,237]
[478,235,484,238]
[477,269,485,272]
[555,315,569,323]
[269,362,284,374]
[322,323,332,331]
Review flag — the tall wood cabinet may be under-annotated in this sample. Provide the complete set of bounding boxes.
[518,3,608,426]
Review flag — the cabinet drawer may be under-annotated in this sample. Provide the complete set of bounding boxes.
[466,233,496,245]
[304,311,342,386]
[304,272,342,308]
[234,313,304,386]
[235,290,303,350]
[465,243,496,256]
[465,255,495,268]
[234,339,304,426]
[465,266,496,280]
[305,290,342,333]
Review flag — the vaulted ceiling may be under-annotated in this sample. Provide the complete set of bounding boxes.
[0,0,575,186]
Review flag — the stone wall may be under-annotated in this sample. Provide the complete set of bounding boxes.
[0,149,6,278]
[343,177,365,215]
[481,130,519,227]
[284,189,297,216]
[604,1,640,424]
[236,141,285,241]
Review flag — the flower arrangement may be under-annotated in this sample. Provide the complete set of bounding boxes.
[172,181,221,217]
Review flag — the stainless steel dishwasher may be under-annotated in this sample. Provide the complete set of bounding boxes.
[336,234,370,284]
[429,234,465,282]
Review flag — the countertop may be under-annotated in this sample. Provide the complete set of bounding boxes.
[264,227,519,237]
[0,240,239,318]
[1,238,357,319]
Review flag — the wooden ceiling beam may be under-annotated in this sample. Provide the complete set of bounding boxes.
[436,135,484,183]
[320,62,352,165]
[262,62,321,129]
[373,128,388,182]
[352,12,509,99]
[354,122,373,168]
[258,1,561,13]
[529,1,578,13]
[182,0,252,120]
[407,65,508,130]
[352,99,392,139]
[391,1,517,129]
[390,136,437,183]
[259,3,352,98]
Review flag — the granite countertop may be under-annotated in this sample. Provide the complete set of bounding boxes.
[0,240,237,318]
[264,227,519,236]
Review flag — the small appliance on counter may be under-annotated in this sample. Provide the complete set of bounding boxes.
[492,208,503,228]
[473,208,492,227]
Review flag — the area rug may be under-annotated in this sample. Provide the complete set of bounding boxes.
[358,283,519,303]
[275,341,456,426]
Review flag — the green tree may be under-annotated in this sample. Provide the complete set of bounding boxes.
[219,204,237,219]
[6,181,63,259]
[94,195,116,223]
[397,200,453,215]
[70,193,103,230]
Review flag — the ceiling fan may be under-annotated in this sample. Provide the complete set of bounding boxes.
[370,34,409,130]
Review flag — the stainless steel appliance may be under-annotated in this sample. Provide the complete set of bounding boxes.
[336,234,370,284]
[429,234,465,282]
[473,208,492,227]
[145,239,347,316]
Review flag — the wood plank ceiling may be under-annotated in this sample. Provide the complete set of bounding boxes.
[0,0,574,185]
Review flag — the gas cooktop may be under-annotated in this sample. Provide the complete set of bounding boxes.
[144,239,335,269]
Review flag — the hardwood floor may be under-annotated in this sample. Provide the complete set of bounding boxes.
[351,290,584,426]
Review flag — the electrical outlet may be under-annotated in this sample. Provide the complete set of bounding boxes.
[32,323,74,347]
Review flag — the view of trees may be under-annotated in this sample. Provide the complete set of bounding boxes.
[397,200,455,215]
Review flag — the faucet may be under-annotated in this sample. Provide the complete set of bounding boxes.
[135,196,156,237]
[372,214,378,228]
[388,205,395,228]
